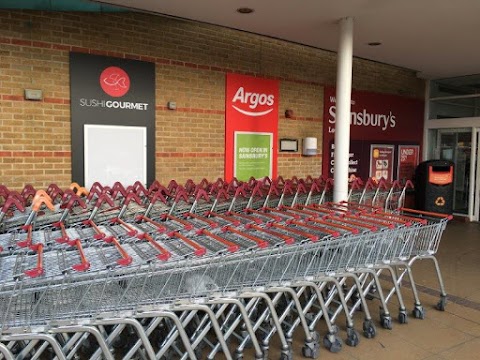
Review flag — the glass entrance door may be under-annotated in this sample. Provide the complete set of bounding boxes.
[437,130,472,214]
[474,129,480,221]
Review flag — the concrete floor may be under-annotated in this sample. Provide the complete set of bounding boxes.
[235,220,480,360]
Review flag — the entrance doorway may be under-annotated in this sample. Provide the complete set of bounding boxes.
[430,128,479,220]
[437,130,471,214]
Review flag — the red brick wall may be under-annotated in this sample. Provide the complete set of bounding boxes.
[0,10,425,189]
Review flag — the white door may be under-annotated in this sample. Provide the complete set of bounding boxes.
[84,124,147,188]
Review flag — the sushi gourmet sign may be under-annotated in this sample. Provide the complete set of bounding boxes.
[322,87,424,179]
[225,74,279,181]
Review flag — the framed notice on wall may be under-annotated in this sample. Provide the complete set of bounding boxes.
[397,145,420,181]
[369,144,395,182]
[234,132,273,180]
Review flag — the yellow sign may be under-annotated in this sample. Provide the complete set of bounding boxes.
[435,196,445,207]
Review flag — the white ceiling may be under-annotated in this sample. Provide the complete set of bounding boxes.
[98,0,480,79]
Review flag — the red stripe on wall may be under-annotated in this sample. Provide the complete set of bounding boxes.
[278,153,322,158]
[0,151,70,158]
[0,37,324,87]
[156,152,223,158]
[155,105,224,115]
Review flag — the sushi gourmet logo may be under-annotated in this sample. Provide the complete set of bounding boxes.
[231,86,275,117]
[100,66,130,97]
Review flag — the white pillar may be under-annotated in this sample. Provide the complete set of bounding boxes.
[333,16,354,202]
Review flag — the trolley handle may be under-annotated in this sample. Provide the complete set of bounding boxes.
[32,190,51,203]
[94,193,115,209]
[111,182,128,198]
[196,228,239,252]
[195,188,211,202]
[136,215,167,233]
[268,222,319,242]
[326,215,378,231]
[282,180,294,196]
[32,194,55,212]
[404,180,414,189]
[309,218,360,234]
[62,194,87,211]
[169,231,207,256]
[295,182,308,195]
[149,190,168,205]
[148,180,162,194]
[377,177,390,190]
[1,194,26,214]
[399,207,453,220]
[233,185,248,199]
[72,239,90,272]
[133,182,149,197]
[215,188,230,201]
[69,182,81,192]
[161,214,194,231]
[276,176,285,186]
[47,183,63,201]
[76,186,89,197]
[112,217,138,236]
[24,243,44,278]
[167,179,179,193]
[250,182,264,199]
[199,178,210,189]
[89,182,104,194]
[174,189,190,204]
[140,233,171,261]
[222,226,269,248]
[309,181,321,195]
[0,185,10,198]
[391,180,402,190]
[246,223,295,245]
[324,177,334,190]
[267,182,280,196]
[245,208,281,222]
[111,237,133,266]
[21,184,36,203]
[263,176,272,187]
[17,225,33,248]
[364,177,378,190]
[123,192,142,206]
[305,175,314,184]
[287,219,340,237]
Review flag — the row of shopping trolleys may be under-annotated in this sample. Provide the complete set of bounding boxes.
[0,176,448,360]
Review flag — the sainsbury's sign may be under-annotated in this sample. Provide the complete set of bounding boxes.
[322,87,424,178]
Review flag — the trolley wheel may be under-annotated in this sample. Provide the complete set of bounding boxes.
[398,310,408,324]
[323,333,342,353]
[436,296,447,311]
[279,348,293,360]
[345,327,360,347]
[412,305,425,319]
[362,320,376,339]
[380,313,393,330]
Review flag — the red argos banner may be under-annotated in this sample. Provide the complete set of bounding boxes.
[322,87,424,180]
[225,73,279,181]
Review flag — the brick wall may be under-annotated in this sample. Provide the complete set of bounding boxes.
[0,10,425,189]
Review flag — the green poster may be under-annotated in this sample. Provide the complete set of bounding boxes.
[235,132,272,181]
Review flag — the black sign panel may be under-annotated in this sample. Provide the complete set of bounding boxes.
[70,52,155,185]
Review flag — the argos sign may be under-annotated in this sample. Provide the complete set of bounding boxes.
[231,87,275,116]
[225,74,279,181]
